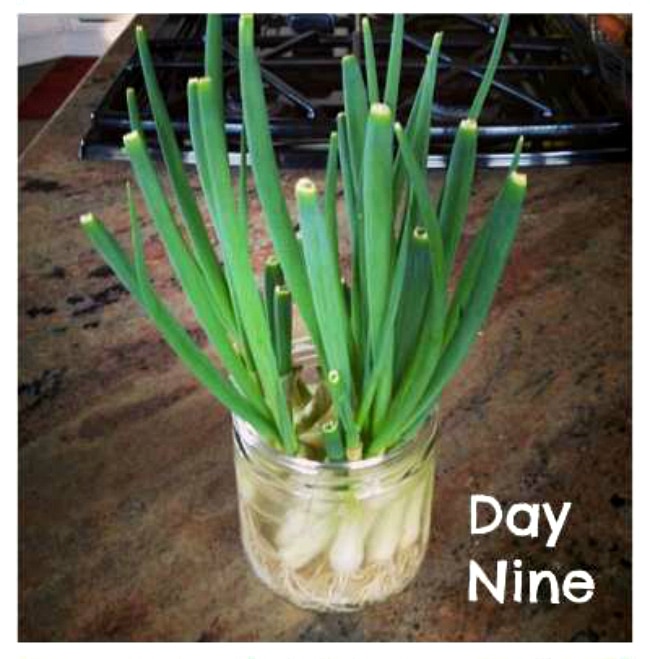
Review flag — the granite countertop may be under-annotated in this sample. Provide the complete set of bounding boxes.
[19,16,631,642]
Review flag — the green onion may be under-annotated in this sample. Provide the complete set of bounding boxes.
[296,178,352,391]
[327,369,361,460]
[81,209,277,440]
[190,75,295,453]
[363,104,394,362]
[324,131,340,269]
[204,15,224,118]
[337,112,365,359]
[383,14,405,112]
[468,15,510,120]
[238,15,321,351]
[264,254,284,347]
[126,87,143,135]
[82,13,524,465]
[341,54,369,196]
[362,17,379,104]
[135,26,237,339]
[438,118,479,278]
[394,226,433,382]
[274,285,293,378]
[393,33,443,215]
[322,419,345,463]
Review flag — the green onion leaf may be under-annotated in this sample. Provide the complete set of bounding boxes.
[190,75,296,453]
[468,14,510,120]
[327,369,361,459]
[362,17,379,104]
[264,255,284,345]
[238,15,321,350]
[368,123,447,454]
[126,87,143,135]
[444,135,524,345]
[363,103,394,364]
[204,15,224,120]
[324,131,340,269]
[274,285,293,378]
[296,178,352,392]
[322,419,345,463]
[394,226,433,383]
[383,14,405,112]
[439,118,479,278]
[81,210,278,441]
[337,112,366,358]
[135,26,236,338]
[408,171,528,432]
[341,54,369,196]
[123,130,264,408]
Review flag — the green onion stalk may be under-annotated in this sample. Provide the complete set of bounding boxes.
[82,14,527,606]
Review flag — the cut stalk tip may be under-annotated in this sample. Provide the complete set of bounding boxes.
[266,254,280,267]
[510,171,527,187]
[370,103,392,121]
[296,178,317,197]
[80,213,95,226]
[196,76,212,91]
[413,226,429,241]
[123,130,140,146]
[322,420,338,433]
[328,369,341,385]
[346,446,362,461]
[460,118,478,132]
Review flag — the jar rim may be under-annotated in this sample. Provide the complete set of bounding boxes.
[232,407,439,476]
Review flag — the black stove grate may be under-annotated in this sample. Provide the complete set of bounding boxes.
[80,14,631,168]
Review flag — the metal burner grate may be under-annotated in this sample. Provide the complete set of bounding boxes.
[80,14,631,168]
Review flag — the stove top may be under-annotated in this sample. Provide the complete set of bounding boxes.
[80,14,631,168]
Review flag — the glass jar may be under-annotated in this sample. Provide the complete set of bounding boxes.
[232,342,438,612]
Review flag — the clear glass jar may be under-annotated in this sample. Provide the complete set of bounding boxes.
[232,341,438,612]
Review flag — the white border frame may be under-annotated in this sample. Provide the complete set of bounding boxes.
[9,1,646,657]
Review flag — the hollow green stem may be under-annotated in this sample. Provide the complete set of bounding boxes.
[126,87,143,134]
[274,285,293,378]
[264,255,284,345]
[327,370,361,459]
[322,419,345,463]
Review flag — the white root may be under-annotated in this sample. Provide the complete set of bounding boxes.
[240,502,427,611]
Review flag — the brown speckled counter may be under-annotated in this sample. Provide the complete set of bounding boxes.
[19,16,631,642]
